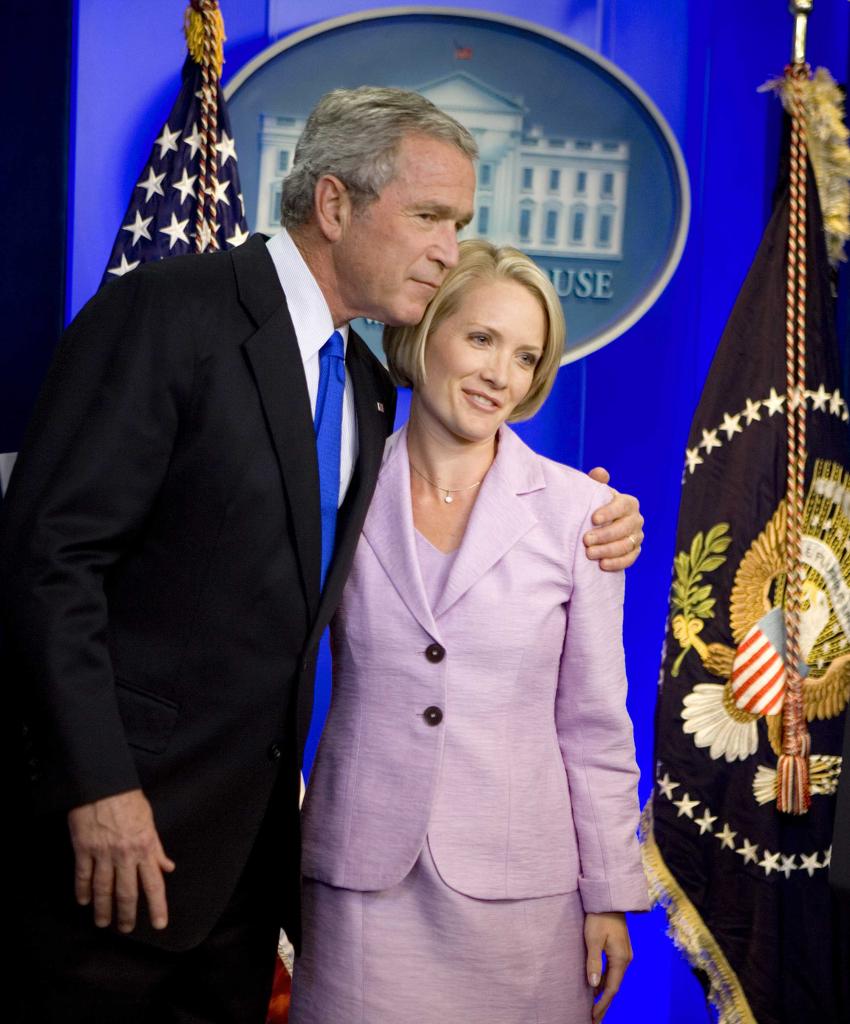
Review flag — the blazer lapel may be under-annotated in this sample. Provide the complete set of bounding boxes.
[433,426,544,620]
[234,236,321,621]
[362,424,441,641]
[306,333,393,648]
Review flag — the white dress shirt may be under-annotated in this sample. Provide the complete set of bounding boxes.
[266,229,358,506]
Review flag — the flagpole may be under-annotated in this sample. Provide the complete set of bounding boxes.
[789,0,812,67]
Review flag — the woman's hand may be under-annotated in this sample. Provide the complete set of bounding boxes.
[584,911,632,1022]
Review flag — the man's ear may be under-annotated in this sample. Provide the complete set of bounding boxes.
[313,175,351,242]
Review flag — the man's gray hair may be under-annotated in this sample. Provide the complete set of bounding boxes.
[280,86,478,228]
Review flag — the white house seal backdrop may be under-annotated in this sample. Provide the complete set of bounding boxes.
[225,7,690,364]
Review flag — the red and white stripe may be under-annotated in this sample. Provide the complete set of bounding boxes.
[730,626,786,716]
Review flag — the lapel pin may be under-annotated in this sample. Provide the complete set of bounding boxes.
[376,402,384,412]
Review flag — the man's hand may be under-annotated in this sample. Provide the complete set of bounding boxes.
[584,911,632,1022]
[584,467,643,571]
[68,789,175,933]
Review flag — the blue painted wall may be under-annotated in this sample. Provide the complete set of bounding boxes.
[14,1,850,1021]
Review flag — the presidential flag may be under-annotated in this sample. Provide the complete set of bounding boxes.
[642,68,850,1024]
[102,0,248,285]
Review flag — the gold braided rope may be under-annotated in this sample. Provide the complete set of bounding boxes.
[778,62,812,814]
[185,0,225,253]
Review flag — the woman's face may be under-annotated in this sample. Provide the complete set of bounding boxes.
[414,278,546,446]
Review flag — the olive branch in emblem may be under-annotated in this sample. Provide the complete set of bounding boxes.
[670,523,732,677]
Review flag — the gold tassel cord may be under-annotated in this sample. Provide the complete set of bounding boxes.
[184,0,225,77]
[184,0,226,253]
[777,62,812,815]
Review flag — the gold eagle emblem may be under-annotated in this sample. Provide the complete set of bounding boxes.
[675,460,849,795]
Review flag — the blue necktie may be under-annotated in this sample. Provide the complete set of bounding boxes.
[314,330,345,589]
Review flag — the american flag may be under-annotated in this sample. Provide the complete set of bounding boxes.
[102,54,248,284]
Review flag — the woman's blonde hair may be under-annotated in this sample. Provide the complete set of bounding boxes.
[383,239,565,422]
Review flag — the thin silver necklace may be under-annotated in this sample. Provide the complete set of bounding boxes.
[409,460,482,505]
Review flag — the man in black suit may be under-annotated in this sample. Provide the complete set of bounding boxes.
[2,87,644,1022]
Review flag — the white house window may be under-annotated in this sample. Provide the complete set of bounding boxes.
[521,167,534,191]
[270,183,283,225]
[597,206,614,246]
[519,204,534,242]
[575,171,587,195]
[545,209,559,243]
[478,206,490,234]
[278,150,290,173]
[601,172,614,198]
[548,169,561,192]
[570,205,586,244]
[479,163,494,189]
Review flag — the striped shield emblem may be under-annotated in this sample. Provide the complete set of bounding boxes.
[730,606,795,717]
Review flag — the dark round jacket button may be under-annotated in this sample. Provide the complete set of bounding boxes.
[423,706,443,726]
[268,742,282,762]
[425,643,445,663]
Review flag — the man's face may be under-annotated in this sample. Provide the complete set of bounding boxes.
[332,134,476,327]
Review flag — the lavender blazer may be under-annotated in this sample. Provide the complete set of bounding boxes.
[301,424,649,914]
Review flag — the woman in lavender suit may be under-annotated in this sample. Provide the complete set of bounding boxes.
[290,240,649,1024]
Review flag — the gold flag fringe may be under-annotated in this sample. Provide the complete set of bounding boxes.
[760,67,850,268]
[184,0,225,78]
[639,801,758,1024]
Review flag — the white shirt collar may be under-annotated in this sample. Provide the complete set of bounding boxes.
[266,228,349,360]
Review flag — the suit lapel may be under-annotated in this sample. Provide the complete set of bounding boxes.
[433,426,544,620]
[234,236,321,621]
[362,424,441,641]
[306,333,393,648]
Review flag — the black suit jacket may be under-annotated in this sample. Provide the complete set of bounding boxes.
[0,234,396,950]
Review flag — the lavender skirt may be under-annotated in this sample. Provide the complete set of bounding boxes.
[289,840,593,1024]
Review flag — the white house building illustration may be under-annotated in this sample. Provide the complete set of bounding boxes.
[254,73,629,261]
[256,113,307,236]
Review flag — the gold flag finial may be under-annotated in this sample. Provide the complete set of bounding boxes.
[789,1,813,67]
